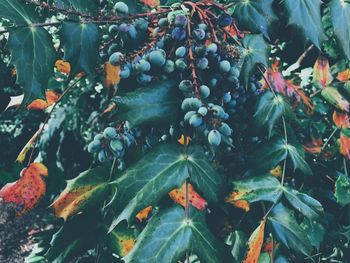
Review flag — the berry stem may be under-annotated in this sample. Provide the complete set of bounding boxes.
[186,18,200,97]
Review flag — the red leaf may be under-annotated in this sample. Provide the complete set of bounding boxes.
[140,0,160,7]
[340,133,350,159]
[333,111,350,129]
[168,183,207,210]
[0,163,48,216]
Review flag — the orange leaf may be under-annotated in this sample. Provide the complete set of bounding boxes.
[55,60,71,75]
[286,80,314,113]
[16,129,41,163]
[313,56,333,87]
[337,69,350,82]
[140,0,160,7]
[104,62,121,88]
[136,206,153,222]
[27,90,61,111]
[225,190,250,212]
[340,133,350,159]
[0,163,48,216]
[333,111,350,129]
[168,183,207,210]
[243,220,266,263]
[177,135,191,146]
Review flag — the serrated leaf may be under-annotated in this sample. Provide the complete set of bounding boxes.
[226,175,283,212]
[0,163,48,216]
[232,0,276,39]
[111,80,180,128]
[329,0,350,59]
[0,0,38,25]
[243,220,266,263]
[250,137,312,175]
[240,34,270,84]
[281,0,326,48]
[268,203,312,256]
[52,166,110,221]
[335,175,350,206]
[227,175,322,220]
[254,91,295,137]
[282,187,323,220]
[109,143,224,229]
[60,22,100,76]
[8,28,56,104]
[107,223,136,257]
[54,0,98,15]
[124,206,232,263]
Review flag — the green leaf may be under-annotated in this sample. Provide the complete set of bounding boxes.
[268,203,312,256]
[226,231,248,263]
[301,219,325,250]
[124,206,232,263]
[335,175,350,206]
[60,22,100,76]
[231,0,276,39]
[226,175,283,208]
[281,0,326,48]
[52,166,110,220]
[249,137,288,172]
[45,212,101,263]
[109,143,224,229]
[0,0,38,25]
[111,80,180,128]
[54,0,98,15]
[250,137,312,175]
[240,34,270,84]
[282,187,323,220]
[227,175,322,220]
[8,27,56,104]
[254,91,295,137]
[286,143,313,176]
[329,0,350,59]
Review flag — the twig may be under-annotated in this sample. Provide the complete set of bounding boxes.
[27,76,84,165]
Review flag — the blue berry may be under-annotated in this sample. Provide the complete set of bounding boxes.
[109,52,124,66]
[174,14,187,27]
[149,50,166,67]
[103,127,117,139]
[219,60,231,73]
[114,2,129,14]
[175,46,187,58]
[200,85,210,98]
[218,14,233,27]
[172,27,186,41]
[208,130,221,146]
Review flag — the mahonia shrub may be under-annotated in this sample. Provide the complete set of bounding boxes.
[0,0,350,262]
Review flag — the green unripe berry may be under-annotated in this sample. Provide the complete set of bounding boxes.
[179,80,193,92]
[199,85,210,98]
[94,134,104,141]
[184,111,196,122]
[218,122,232,136]
[219,60,231,73]
[229,67,240,78]
[189,114,203,127]
[136,59,151,72]
[109,52,124,66]
[98,150,108,162]
[175,46,187,58]
[114,2,129,14]
[110,139,124,152]
[87,140,101,153]
[158,17,169,27]
[198,106,208,116]
[149,50,166,67]
[181,98,202,111]
[207,43,218,53]
[163,60,175,73]
[103,127,117,139]
[208,130,221,146]
[175,59,187,71]
[212,105,224,117]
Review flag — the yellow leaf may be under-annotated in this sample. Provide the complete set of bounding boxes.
[104,62,121,88]
[313,56,333,87]
[16,129,41,163]
[270,165,282,178]
[243,219,266,263]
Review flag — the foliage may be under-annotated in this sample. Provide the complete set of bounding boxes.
[0,0,350,262]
